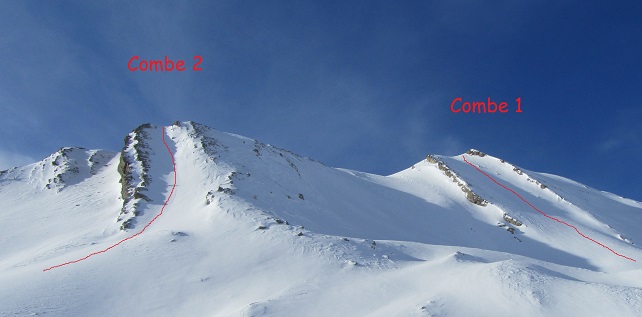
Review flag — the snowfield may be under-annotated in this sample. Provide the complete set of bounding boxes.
[1,121,641,316]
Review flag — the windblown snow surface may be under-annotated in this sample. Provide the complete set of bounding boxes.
[1,121,641,316]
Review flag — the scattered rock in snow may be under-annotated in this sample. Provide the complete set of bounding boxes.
[33,147,101,191]
[426,155,488,206]
[120,218,135,230]
[618,234,634,244]
[425,154,439,164]
[466,149,486,157]
[169,232,188,242]
[465,190,487,206]
[216,186,235,194]
[205,191,216,205]
[274,218,288,225]
[503,213,523,227]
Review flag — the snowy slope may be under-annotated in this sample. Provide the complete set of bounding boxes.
[0,121,641,316]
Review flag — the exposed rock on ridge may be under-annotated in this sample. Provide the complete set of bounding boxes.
[426,154,488,206]
[117,123,154,230]
[20,147,113,191]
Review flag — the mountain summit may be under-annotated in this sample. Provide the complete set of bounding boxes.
[1,121,641,316]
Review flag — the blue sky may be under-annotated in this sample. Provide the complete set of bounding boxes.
[1,1,641,200]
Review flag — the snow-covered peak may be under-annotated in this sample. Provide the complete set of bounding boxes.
[1,121,641,316]
[0,146,115,191]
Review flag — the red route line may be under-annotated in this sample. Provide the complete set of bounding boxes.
[43,126,177,272]
[461,155,636,262]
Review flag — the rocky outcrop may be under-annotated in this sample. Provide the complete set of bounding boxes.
[39,147,94,191]
[117,123,154,230]
[253,135,305,177]
[426,155,488,207]
[2,147,113,192]
[466,149,486,157]
[117,154,132,200]
[426,154,439,164]
[188,121,227,160]
[217,186,235,194]
[503,213,523,227]
[44,147,81,190]
[498,158,551,193]
[465,191,486,206]
[510,166,551,191]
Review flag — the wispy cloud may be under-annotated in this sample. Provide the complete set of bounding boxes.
[598,107,642,154]
[0,149,35,171]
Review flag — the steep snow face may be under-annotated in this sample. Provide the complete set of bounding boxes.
[432,152,642,271]
[0,147,121,268]
[116,123,177,230]
[1,122,641,316]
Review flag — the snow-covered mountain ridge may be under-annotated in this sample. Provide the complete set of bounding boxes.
[1,121,641,316]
